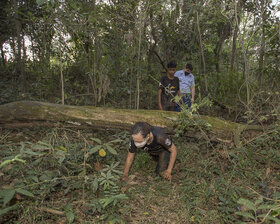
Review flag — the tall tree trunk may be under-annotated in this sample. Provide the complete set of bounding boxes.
[136,26,142,110]
[92,0,98,106]
[136,0,149,110]
[230,25,239,72]
[60,50,64,105]
[129,66,132,109]
[214,39,223,73]
[258,0,266,88]
[196,10,208,93]
[0,43,6,67]
[13,0,25,92]
[230,0,241,72]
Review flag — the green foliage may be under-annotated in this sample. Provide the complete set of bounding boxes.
[0,128,127,223]
[86,162,127,223]
[0,0,279,123]
[89,137,123,157]
[174,97,213,137]
[0,154,26,168]
[174,122,280,223]
[1,119,280,222]
[99,165,120,191]
[64,204,75,223]
[236,196,280,223]
[131,151,153,173]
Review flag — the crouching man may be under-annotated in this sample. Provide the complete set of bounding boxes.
[122,122,177,181]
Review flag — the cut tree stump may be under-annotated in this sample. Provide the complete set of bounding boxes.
[0,101,269,146]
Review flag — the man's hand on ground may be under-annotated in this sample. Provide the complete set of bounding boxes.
[163,170,172,180]
[122,175,128,182]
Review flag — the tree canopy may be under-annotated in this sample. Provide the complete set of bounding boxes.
[0,0,279,123]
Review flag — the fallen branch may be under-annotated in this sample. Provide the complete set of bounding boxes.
[38,207,64,216]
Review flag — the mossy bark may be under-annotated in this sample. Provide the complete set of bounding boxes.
[0,101,268,145]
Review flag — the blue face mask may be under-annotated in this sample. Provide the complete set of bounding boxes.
[185,72,190,76]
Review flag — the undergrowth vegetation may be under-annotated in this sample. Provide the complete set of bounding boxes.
[0,122,280,223]
[0,128,129,223]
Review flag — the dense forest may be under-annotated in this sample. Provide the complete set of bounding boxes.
[0,0,279,115]
[0,0,280,223]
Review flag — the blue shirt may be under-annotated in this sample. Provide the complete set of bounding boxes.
[174,70,195,94]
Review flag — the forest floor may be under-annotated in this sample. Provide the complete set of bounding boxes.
[0,126,279,224]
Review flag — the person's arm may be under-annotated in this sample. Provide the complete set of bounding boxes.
[178,90,181,97]
[164,143,177,180]
[122,152,135,181]
[176,78,183,105]
[158,88,163,110]
[191,85,195,103]
[177,90,183,106]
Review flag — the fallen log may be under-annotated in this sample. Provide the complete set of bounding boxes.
[0,101,269,146]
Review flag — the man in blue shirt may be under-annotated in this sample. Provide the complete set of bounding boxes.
[174,63,195,111]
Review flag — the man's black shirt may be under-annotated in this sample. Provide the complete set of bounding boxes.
[129,127,173,155]
[159,76,180,107]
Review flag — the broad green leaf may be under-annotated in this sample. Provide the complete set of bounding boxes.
[89,145,102,154]
[108,139,123,144]
[3,189,15,206]
[55,151,66,164]
[237,198,256,211]
[100,180,106,185]
[66,211,75,223]
[0,204,18,216]
[15,189,34,197]
[100,197,114,208]
[235,211,255,220]
[101,172,107,178]
[106,145,117,155]
[112,161,120,168]
[90,138,102,144]
[30,175,39,183]
[92,178,98,193]
[64,204,72,211]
